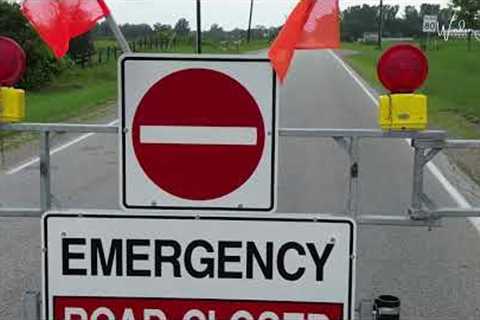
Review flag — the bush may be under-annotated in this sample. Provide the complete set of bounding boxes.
[0,2,63,89]
[69,32,95,58]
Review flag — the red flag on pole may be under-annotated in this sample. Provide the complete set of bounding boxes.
[269,0,340,81]
[21,0,111,58]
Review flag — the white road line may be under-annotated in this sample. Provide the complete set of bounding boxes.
[327,50,474,218]
[6,119,119,175]
[140,126,257,145]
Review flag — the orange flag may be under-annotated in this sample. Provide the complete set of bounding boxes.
[21,0,111,58]
[269,0,340,81]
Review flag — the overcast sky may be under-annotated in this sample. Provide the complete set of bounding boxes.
[104,0,449,31]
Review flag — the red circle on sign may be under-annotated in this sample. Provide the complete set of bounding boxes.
[0,37,26,86]
[377,44,428,93]
[132,68,265,201]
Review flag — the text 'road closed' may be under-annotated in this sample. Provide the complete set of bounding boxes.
[55,298,343,320]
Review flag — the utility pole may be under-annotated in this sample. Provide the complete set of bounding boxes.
[247,0,254,43]
[196,0,202,54]
[378,0,384,49]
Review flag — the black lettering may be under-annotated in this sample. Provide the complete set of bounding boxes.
[277,242,306,281]
[126,239,151,277]
[91,239,123,276]
[155,240,181,277]
[62,238,87,276]
[218,241,242,279]
[184,240,214,278]
[246,242,273,280]
[307,243,335,281]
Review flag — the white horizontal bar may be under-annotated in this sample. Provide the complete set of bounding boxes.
[140,126,258,146]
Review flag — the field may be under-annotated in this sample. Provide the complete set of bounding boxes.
[342,40,480,138]
[23,39,270,124]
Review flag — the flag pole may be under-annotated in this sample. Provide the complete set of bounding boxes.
[105,15,131,53]
[101,1,131,53]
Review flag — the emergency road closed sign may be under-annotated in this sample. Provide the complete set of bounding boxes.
[43,212,356,320]
[120,54,277,212]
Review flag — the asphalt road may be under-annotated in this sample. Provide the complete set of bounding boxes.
[1,50,480,319]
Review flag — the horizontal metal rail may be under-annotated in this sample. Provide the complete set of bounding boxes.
[0,123,118,134]
[1,124,445,139]
[280,128,446,139]
[432,208,480,218]
[1,123,479,227]
[0,208,43,218]
[444,139,480,149]
[358,214,442,227]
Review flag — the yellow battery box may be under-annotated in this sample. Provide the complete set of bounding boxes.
[0,87,25,123]
[379,94,427,131]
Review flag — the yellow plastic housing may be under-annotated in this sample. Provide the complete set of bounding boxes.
[379,94,427,131]
[0,87,25,123]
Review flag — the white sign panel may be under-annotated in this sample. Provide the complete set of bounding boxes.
[43,212,356,320]
[423,15,438,33]
[120,54,277,212]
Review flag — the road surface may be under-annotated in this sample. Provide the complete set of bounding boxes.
[1,50,480,319]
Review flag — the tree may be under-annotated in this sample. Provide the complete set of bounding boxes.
[403,5,422,37]
[439,6,455,27]
[230,28,247,40]
[120,23,153,40]
[451,0,480,49]
[251,25,268,39]
[69,32,94,59]
[205,24,225,41]
[382,5,402,37]
[341,5,379,41]
[153,23,172,35]
[420,3,441,17]
[92,20,112,38]
[174,18,191,37]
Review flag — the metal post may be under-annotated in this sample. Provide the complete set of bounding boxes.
[40,132,51,212]
[247,0,254,43]
[411,146,425,216]
[378,0,384,49]
[104,14,131,53]
[196,0,202,54]
[23,291,40,320]
[347,137,360,217]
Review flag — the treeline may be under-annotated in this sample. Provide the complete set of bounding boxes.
[93,19,279,42]
[341,1,480,42]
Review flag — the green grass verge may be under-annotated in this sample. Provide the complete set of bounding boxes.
[23,39,270,124]
[341,40,480,138]
[26,61,117,123]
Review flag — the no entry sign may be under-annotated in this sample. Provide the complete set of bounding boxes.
[43,212,356,320]
[120,54,277,211]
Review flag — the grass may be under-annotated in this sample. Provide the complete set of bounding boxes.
[22,38,270,124]
[341,40,480,138]
[25,61,117,123]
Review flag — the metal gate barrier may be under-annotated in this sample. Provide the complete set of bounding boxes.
[1,122,479,225]
[2,122,480,320]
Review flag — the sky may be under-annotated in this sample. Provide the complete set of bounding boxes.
[104,0,450,31]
